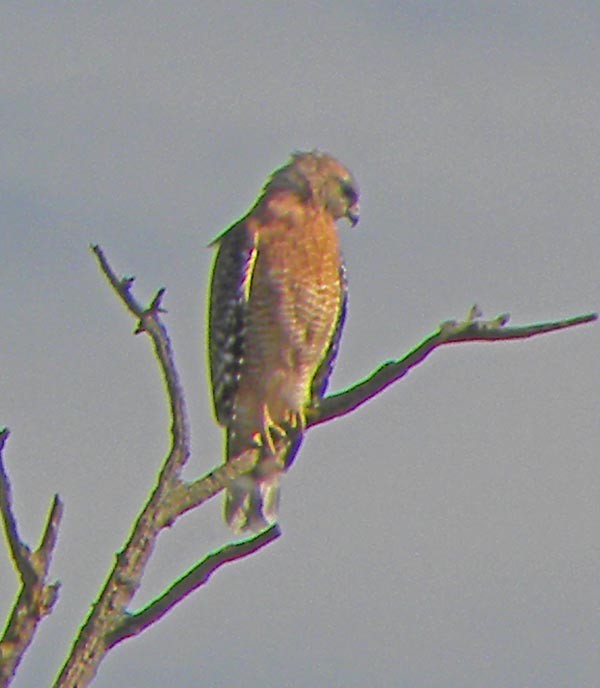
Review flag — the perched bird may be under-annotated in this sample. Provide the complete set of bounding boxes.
[208,151,359,531]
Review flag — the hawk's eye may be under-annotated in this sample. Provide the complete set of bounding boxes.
[340,179,358,204]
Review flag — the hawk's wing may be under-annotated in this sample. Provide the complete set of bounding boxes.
[208,221,257,427]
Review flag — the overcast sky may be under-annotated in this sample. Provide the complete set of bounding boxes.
[1,3,599,687]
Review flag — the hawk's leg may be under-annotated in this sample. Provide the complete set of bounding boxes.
[254,404,287,455]
[253,406,307,456]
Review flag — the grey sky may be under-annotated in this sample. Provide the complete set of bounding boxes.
[1,3,598,687]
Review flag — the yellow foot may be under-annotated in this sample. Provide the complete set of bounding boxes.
[257,405,287,455]
[255,406,308,455]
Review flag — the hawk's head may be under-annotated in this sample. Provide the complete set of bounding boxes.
[267,150,360,227]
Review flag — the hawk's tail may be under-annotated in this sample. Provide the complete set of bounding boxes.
[223,429,304,532]
[224,472,280,533]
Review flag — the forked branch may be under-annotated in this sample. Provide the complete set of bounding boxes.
[52,247,276,688]
[0,429,63,686]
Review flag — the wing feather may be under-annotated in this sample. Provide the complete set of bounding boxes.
[208,221,258,427]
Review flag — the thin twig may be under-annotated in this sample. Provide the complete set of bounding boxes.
[0,429,34,582]
[91,245,189,478]
[38,495,63,560]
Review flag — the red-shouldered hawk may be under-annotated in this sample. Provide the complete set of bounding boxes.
[208,151,359,532]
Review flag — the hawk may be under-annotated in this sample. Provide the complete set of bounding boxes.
[208,151,359,531]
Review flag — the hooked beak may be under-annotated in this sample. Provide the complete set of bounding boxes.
[346,202,360,227]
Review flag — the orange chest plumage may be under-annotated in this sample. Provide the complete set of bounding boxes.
[242,211,342,384]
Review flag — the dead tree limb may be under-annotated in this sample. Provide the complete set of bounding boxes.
[157,306,597,523]
[106,524,279,648]
[52,248,276,688]
[0,429,63,686]
[5,244,586,687]
[314,306,597,424]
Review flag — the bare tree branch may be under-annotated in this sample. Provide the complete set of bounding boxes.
[0,429,63,687]
[106,525,280,648]
[156,447,261,527]
[91,246,189,479]
[52,247,275,688]
[312,307,598,426]
[48,248,596,687]
[156,307,597,523]
[53,247,196,687]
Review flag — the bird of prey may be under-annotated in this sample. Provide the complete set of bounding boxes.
[208,150,359,531]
